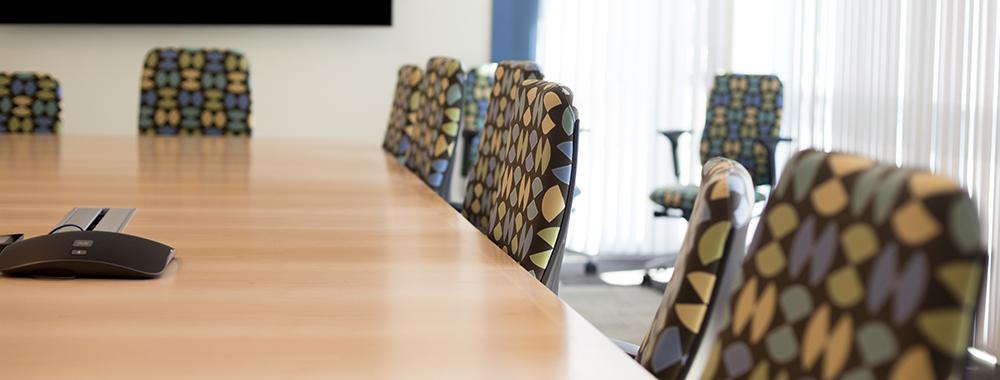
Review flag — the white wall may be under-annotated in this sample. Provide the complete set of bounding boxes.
[0,0,492,142]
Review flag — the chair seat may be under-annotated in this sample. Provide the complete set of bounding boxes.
[650,185,765,214]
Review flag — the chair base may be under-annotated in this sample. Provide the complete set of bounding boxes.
[639,254,676,291]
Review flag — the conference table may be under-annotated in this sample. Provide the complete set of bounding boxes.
[0,135,654,379]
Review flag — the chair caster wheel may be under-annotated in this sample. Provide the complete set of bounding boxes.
[642,273,667,291]
[584,261,598,275]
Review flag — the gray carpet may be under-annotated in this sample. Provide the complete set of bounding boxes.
[560,281,662,344]
[558,253,664,344]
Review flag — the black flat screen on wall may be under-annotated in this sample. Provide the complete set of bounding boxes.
[0,2,392,26]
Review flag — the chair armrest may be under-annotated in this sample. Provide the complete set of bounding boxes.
[658,130,691,141]
[658,130,691,179]
[757,135,792,150]
[611,338,640,358]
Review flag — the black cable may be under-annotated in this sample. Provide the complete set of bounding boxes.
[48,224,85,234]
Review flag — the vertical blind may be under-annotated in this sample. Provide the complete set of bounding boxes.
[755,0,1000,357]
[535,0,733,256]
[536,0,1000,356]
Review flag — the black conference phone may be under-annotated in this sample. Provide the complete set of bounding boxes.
[0,208,174,279]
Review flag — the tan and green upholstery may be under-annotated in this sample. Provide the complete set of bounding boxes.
[637,158,755,379]
[462,61,544,233]
[0,72,61,134]
[460,63,497,176]
[382,65,423,161]
[139,47,251,136]
[405,56,464,198]
[486,79,578,291]
[650,187,766,220]
[691,150,987,380]
[651,74,783,219]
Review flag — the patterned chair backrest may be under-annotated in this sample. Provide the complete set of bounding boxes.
[406,56,464,197]
[463,63,496,134]
[0,72,61,134]
[382,65,423,161]
[637,158,755,380]
[692,149,987,380]
[460,63,498,176]
[700,74,783,187]
[462,61,544,233]
[139,47,252,136]
[481,79,578,290]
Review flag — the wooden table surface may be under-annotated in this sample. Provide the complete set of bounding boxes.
[0,135,653,379]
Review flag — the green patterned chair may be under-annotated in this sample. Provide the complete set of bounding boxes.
[0,72,61,134]
[462,61,544,233]
[382,64,423,161]
[405,56,465,199]
[139,47,251,136]
[471,78,578,293]
[459,63,497,176]
[687,150,987,380]
[651,74,787,219]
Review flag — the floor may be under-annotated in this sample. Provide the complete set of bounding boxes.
[559,252,664,344]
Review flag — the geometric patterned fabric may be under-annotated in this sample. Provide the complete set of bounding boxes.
[460,63,496,176]
[0,72,61,134]
[650,186,701,215]
[650,74,783,218]
[651,185,766,218]
[462,61,544,233]
[637,157,756,380]
[463,63,496,134]
[139,47,252,136]
[696,149,987,380]
[406,56,464,198]
[700,74,783,187]
[382,64,423,161]
[477,78,578,288]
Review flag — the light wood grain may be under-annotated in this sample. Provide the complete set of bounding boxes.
[0,135,653,379]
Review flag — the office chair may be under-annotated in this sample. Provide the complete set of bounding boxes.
[405,56,464,199]
[0,72,61,134]
[139,47,251,136]
[688,150,987,380]
[459,63,497,177]
[635,74,788,286]
[650,74,788,220]
[461,61,544,233]
[382,64,423,162]
[472,79,578,293]
[614,158,755,380]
